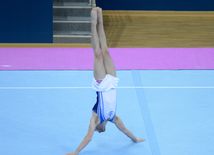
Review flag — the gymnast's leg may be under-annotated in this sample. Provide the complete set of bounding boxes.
[91,8,106,80]
[95,8,145,143]
[96,7,116,77]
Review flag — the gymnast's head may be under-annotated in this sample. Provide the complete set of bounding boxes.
[95,124,106,133]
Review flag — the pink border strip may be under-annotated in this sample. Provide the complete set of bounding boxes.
[0,48,214,70]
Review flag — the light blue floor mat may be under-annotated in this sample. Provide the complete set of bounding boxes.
[0,70,214,155]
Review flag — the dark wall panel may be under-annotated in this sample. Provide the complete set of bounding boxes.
[0,0,53,43]
[97,0,214,11]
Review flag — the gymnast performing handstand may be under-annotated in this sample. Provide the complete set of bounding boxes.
[65,7,145,155]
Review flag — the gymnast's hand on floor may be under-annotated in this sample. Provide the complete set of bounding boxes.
[64,152,78,155]
[135,138,146,143]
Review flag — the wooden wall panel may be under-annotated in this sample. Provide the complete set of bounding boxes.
[103,11,214,47]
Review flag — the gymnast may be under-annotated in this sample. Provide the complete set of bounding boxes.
[65,7,145,155]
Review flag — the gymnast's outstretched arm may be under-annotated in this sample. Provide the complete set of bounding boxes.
[112,115,146,142]
[64,113,99,155]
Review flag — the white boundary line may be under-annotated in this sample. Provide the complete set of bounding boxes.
[120,86,214,89]
[0,87,91,89]
[0,86,214,89]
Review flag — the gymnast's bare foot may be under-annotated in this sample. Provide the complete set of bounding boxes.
[91,8,97,24]
[97,7,103,24]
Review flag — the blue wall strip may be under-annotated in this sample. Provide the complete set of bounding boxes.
[97,0,214,11]
[132,70,161,155]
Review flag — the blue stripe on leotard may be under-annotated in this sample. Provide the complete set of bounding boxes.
[92,92,105,123]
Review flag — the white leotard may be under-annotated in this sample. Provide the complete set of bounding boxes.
[92,74,119,123]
